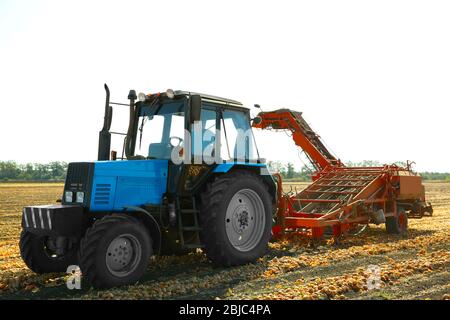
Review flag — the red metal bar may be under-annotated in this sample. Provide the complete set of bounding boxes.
[291,212,324,218]
[285,217,340,228]
[297,199,342,203]
[320,178,374,182]
[332,167,386,171]
[303,190,359,195]
[327,173,381,176]
[311,184,368,188]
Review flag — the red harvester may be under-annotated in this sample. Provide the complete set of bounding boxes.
[252,109,433,241]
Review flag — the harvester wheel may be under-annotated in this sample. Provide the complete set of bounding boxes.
[19,231,78,274]
[385,207,408,235]
[79,214,152,288]
[199,170,272,266]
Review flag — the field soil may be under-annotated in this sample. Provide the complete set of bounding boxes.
[0,181,448,300]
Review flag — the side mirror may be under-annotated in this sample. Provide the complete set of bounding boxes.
[252,116,262,125]
[189,95,202,123]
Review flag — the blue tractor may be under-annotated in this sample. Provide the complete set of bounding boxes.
[19,85,277,288]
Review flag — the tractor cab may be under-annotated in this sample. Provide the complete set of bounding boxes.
[93,86,270,205]
[107,88,260,165]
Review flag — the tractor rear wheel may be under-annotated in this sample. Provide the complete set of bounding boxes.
[19,231,78,274]
[199,170,272,266]
[385,207,408,235]
[79,214,152,288]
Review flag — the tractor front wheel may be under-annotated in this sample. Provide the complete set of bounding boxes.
[79,214,152,288]
[199,170,273,266]
[19,231,78,274]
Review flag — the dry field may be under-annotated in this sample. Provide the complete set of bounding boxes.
[0,181,448,300]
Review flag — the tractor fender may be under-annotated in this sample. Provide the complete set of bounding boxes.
[123,206,162,255]
[213,163,277,204]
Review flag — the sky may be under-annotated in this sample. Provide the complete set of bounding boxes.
[0,0,449,172]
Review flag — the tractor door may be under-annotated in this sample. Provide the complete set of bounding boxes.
[219,108,256,162]
[174,104,220,194]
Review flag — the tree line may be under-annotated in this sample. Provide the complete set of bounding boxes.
[0,160,448,182]
[0,161,67,181]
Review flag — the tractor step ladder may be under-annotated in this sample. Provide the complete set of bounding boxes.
[176,196,205,249]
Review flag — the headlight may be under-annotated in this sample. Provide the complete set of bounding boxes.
[76,191,85,203]
[138,92,147,102]
[65,191,73,202]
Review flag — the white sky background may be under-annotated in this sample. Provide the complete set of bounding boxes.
[0,0,449,172]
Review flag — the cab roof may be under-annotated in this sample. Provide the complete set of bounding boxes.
[172,90,245,108]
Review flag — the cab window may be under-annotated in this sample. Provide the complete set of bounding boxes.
[221,109,255,161]
[134,103,185,159]
[192,108,217,163]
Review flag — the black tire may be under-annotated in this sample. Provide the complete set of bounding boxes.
[79,214,152,289]
[199,170,273,266]
[19,231,78,274]
[385,206,408,235]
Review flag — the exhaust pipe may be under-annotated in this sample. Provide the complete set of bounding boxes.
[98,84,113,160]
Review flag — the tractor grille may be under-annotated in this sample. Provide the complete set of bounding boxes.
[22,206,53,230]
[63,162,94,207]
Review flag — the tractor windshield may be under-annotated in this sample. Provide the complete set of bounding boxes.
[135,102,185,160]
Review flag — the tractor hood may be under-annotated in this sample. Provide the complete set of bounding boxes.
[62,160,168,211]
